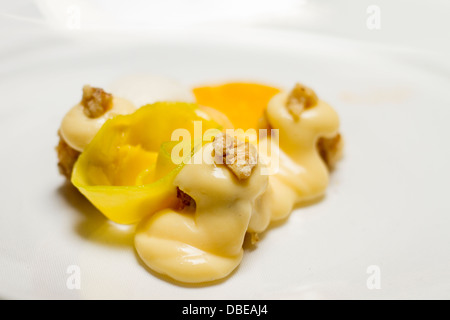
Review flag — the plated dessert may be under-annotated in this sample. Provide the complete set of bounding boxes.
[56,76,343,283]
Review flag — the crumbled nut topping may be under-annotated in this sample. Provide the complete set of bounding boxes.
[286,83,318,120]
[176,187,196,211]
[56,131,80,179]
[317,133,343,170]
[81,85,113,118]
[250,232,259,245]
[212,133,258,180]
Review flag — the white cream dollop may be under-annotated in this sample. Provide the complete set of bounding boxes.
[107,74,195,107]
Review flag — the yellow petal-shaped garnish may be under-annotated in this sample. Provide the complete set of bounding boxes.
[71,102,220,224]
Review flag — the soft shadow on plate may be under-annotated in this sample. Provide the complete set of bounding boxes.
[58,181,237,287]
[243,194,326,250]
[57,181,135,247]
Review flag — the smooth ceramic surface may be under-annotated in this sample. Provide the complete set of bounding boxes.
[0,28,449,299]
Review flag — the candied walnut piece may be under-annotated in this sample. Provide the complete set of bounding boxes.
[81,85,113,118]
[56,131,80,179]
[212,133,258,180]
[250,232,259,245]
[317,133,343,170]
[176,187,196,211]
[286,83,319,120]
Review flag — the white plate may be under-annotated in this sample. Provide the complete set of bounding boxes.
[1,28,449,300]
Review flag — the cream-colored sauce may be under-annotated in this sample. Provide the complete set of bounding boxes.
[261,91,340,221]
[134,147,270,283]
[60,97,136,152]
[134,89,340,283]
